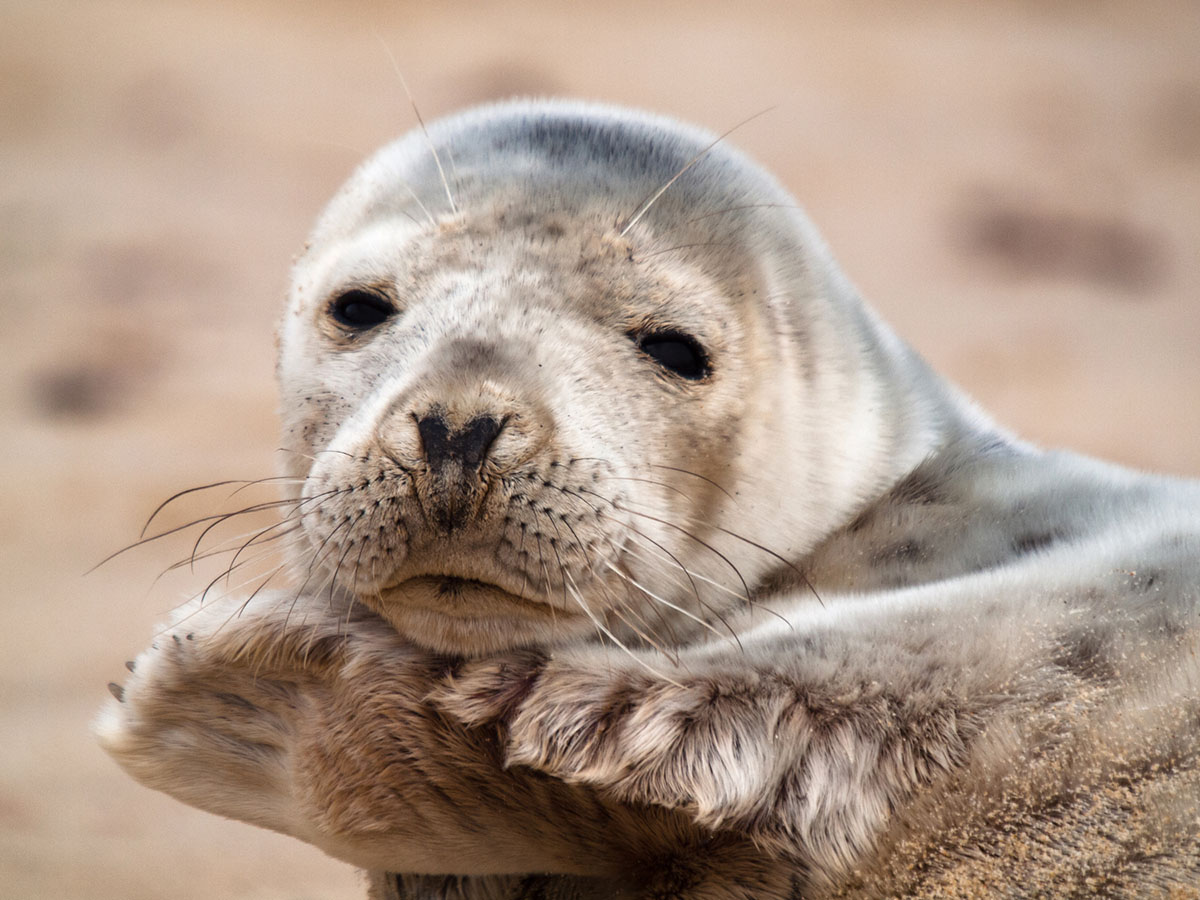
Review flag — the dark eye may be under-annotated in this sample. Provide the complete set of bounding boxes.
[634,330,710,380]
[329,289,395,330]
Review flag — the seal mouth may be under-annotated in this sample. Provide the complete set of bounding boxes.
[426,575,493,592]
[383,574,554,620]
[370,571,593,654]
[416,575,514,602]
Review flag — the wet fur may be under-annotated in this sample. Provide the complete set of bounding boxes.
[98,101,1200,898]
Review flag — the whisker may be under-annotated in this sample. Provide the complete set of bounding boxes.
[139,476,303,539]
[616,538,744,644]
[637,241,738,260]
[609,579,681,658]
[399,180,439,228]
[177,494,322,573]
[288,561,339,637]
[157,556,294,642]
[543,516,574,631]
[556,484,706,613]
[616,533,741,641]
[377,38,457,216]
[527,506,554,602]
[195,534,305,608]
[623,537,753,609]
[674,202,803,229]
[223,515,309,576]
[443,144,461,200]
[564,579,683,687]
[618,107,773,238]
[150,566,274,643]
[612,495,800,626]
[153,522,298,584]
[571,458,734,502]
[89,495,315,574]
[701,522,821,609]
[603,559,728,645]
[226,476,305,499]
[327,521,362,610]
[646,464,735,501]
[188,488,346,573]
[209,483,360,582]
[219,565,311,655]
[584,461,813,612]
[555,483,750,647]
[341,523,376,633]
[564,568,679,666]
[238,567,303,678]
[593,473,698,504]
[515,523,531,602]
[302,514,354,581]
[574,485,723,597]
[537,488,681,650]
[277,446,357,462]
[560,575,614,653]
[557,505,637,628]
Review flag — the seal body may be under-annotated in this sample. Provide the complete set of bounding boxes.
[98,100,1200,898]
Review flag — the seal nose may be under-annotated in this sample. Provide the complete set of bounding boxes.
[415,412,503,473]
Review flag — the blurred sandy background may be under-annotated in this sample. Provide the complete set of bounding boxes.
[2,0,1198,897]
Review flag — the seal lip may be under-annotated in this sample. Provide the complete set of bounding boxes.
[382,574,562,621]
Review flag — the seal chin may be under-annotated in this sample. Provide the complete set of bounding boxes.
[376,576,589,655]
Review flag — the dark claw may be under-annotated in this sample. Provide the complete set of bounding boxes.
[125,660,136,673]
[107,682,125,702]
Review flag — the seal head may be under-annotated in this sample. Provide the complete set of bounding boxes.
[278,100,965,654]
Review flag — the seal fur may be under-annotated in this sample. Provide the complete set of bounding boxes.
[97,100,1200,898]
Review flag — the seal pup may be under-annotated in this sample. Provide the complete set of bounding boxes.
[98,100,1200,898]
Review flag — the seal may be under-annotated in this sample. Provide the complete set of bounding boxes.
[97,100,1200,899]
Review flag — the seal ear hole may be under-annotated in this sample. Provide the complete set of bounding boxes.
[632,330,710,380]
[328,288,396,331]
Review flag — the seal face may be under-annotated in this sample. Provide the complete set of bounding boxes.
[277,101,922,655]
[284,210,740,652]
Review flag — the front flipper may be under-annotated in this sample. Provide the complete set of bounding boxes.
[95,593,484,872]
[435,570,1200,891]
[435,640,987,876]
[96,596,344,847]
[95,593,784,897]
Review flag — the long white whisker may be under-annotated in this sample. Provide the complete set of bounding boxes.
[618,108,773,238]
[551,508,677,653]
[603,559,729,643]
[562,577,683,687]
[377,38,457,216]
[621,535,750,605]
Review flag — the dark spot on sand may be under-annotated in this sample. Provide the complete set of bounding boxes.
[29,363,122,419]
[954,196,1165,293]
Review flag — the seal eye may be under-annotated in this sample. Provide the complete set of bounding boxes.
[635,330,710,380]
[329,289,395,330]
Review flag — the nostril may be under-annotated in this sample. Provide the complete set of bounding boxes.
[415,414,452,467]
[457,415,503,469]
[415,412,503,471]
